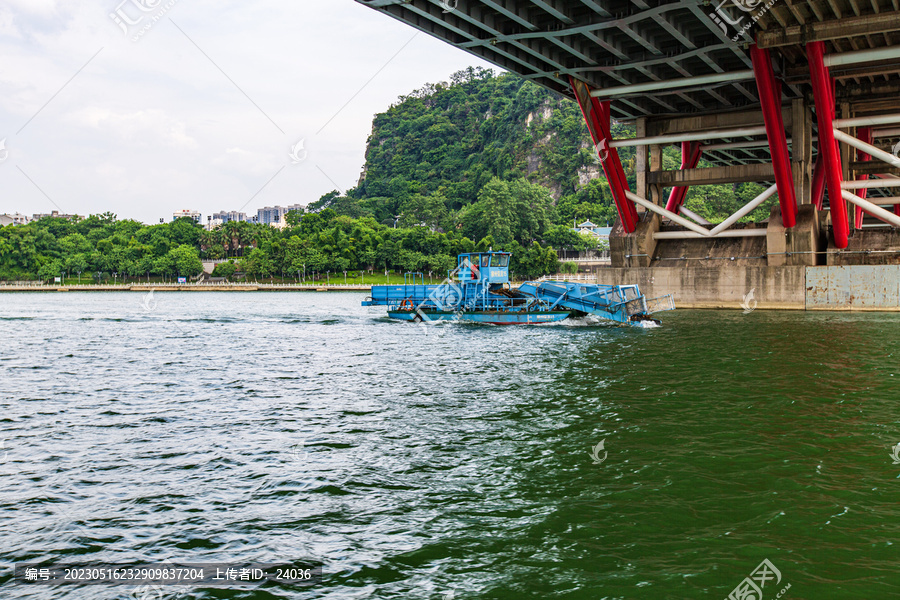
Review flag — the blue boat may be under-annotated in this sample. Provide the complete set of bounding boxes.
[362,251,675,326]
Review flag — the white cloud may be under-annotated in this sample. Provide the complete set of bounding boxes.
[3,0,60,17]
[0,0,497,223]
[69,107,197,148]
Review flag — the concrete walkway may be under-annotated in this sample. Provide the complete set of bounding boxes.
[0,283,372,292]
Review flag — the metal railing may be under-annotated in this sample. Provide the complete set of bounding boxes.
[534,274,599,282]
[0,281,374,289]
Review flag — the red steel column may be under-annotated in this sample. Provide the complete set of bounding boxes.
[811,154,826,210]
[597,99,640,226]
[569,76,638,232]
[854,127,872,229]
[751,44,798,228]
[807,41,849,248]
[665,141,702,213]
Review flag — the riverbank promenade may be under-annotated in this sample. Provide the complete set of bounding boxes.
[0,283,373,292]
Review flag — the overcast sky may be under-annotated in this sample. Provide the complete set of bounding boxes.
[0,0,495,224]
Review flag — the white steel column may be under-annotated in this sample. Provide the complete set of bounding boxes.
[832,129,900,168]
[654,229,767,240]
[842,190,900,227]
[610,126,768,148]
[677,206,711,225]
[624,191,712,236]
[842,179,900,189]
[709,184,778,236]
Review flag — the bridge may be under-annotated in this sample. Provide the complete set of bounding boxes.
[355,0,900,309]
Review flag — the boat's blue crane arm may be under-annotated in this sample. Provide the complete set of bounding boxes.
[517,281,674,324]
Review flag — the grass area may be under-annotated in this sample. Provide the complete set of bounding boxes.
[41,271,582,286]
[48,272,423,286]
[56,277,195,285]
[278,272,441,286]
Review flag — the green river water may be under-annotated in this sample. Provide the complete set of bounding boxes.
[1,292,898,599]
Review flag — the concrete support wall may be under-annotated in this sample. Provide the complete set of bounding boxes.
[595,264,900,310]
[791,98,813,205]
[827,229,900,265]
[609,213,660,268]
[595,265,807,309]
[767,203,820,266]
[635,117,649,202]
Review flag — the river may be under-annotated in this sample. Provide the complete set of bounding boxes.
[1,292,898,599]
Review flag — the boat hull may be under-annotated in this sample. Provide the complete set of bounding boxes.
[386,310,571,325]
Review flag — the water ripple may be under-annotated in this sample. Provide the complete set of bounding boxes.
[1,294,900,598]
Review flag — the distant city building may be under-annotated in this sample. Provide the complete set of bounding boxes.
[257,204,304,227]
[32,210,80,222]
[173,209,201,223]
[0,212,30,226]
[212,211,248,223]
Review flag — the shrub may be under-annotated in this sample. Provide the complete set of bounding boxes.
[212,260,237,279]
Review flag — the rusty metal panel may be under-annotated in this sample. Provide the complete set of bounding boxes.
[856,265,900,307]
[830,266,853,308]
[806,265,900,309]
[806,266,837,308]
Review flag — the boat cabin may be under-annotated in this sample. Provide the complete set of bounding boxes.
[456,252,510,284]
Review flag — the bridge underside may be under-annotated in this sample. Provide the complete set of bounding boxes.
[357,0,900,270]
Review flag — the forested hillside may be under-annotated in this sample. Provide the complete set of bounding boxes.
[318,66,775,231]
[1,67,775,282]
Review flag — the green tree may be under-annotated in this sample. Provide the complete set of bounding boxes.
[212,260,237,279]
[168,245,203,277]
[38,259,64,282]
[241,247,274,279]
[543,225,582,250]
